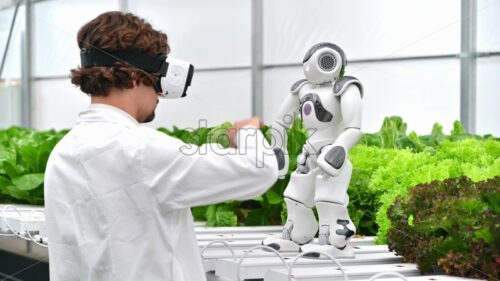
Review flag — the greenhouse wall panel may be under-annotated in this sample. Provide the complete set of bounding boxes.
[0,86,22,128]
[477,0,500,52]
[263,59,460,135]
[129,0,251,69]
[33,0,119,77]
[263,0,460,64]
[32,79,90,130]
[477,57,500,136]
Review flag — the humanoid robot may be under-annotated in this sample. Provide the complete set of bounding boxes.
[263,42,363,258]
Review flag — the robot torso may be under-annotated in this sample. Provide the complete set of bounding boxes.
[293,76,362,153]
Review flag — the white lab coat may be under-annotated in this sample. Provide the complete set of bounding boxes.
[44,104,278,281]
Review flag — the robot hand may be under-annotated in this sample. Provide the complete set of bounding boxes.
[273,147,289,179]
[317,144,347,177]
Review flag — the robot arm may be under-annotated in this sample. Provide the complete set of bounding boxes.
[334,85,362,150]
[317,84,362,177]
[271,89,300,178]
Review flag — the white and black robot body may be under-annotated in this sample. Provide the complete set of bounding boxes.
[266,42,364,255]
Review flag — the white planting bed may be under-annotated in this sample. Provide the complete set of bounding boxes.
[202,245,390,272]
[264,263,421,281]
[0,204,45,238]
[215,252,402,280]
[0,205,484,281]
[194,225,481,281]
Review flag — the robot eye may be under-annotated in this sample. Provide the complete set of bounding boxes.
[319,53,336,71]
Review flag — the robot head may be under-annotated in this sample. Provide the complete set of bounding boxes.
[302,42,346,84]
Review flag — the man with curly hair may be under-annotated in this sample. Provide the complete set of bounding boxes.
[44,11,278,281]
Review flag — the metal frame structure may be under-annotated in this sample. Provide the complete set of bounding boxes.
[460,0,477,134]
[20,0,33,128]
[251,0,264,118]
[0,2,19,79]
[1,0,498,131]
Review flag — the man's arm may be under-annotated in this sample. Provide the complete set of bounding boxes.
[271,92,300,179]
[139,125,279,210]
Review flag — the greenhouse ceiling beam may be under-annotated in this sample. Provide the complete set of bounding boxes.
[0,2,20,79]
[34,51,500,81]
[460,0,477,134]
[262,54,462,69]
[251,0,263,118]
[0,0,48,11]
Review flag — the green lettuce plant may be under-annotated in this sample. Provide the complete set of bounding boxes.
[0,127,67,204]
[371,137,500,244]
[0,116,497,240]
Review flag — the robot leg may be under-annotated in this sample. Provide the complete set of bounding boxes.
[263,151,318,252]
[301,159,355,258]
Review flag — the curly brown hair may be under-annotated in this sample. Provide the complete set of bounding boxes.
[70,11,170,96]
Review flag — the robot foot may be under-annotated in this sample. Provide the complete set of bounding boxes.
[300,243,355,259]
[262,235,300,252]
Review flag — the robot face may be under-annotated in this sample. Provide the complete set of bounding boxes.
[302,43,346,84]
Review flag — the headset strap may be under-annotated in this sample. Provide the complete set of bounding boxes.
[80,48,166,74]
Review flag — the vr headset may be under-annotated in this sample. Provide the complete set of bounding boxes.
[80,48,194,99]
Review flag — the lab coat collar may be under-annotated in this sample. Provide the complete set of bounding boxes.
[77,104,140,128]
